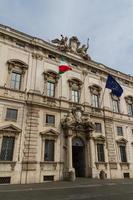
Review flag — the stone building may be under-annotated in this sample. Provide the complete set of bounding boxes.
[0,24,133,184]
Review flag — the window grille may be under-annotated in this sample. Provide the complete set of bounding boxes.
[0,136,15,161]
[0,177,11,184]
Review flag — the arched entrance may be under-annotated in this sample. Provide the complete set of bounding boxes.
[72,137,85,177]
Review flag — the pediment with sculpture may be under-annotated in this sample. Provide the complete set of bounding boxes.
[51,35,91,60]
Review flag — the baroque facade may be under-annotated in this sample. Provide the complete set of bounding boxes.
[0,24,133,184]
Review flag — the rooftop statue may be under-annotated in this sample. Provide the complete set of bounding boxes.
[51,34,68,51]
[77,39,91,60]
[51,35,91,60]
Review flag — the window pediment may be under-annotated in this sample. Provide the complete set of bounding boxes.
[68,78,83,88]
[7,59,28,69]
[43,71,59,82]
[89,84,102,95]
[116,138,128,144]
[93,135,105,142]
[125,96,133,104]
[40,129,59,138]
[0,124,21,134]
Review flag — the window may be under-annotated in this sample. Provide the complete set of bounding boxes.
[44,139,54,161]
[95,123,102,133]
[72,89,80,103]
[6,108,18,121]
[47,81,55,97]
[97,143,105,162]
[125,96,133,116]
[90,85,101,108]
[112,99,119,112]
[117,126,123,136]
[92,94,99,108]
[68,79,82,103]
[46,115,55,125]
[119,145,127,162]
[127,103,133,116]
[10,72,21,90]
[0,136,15,161]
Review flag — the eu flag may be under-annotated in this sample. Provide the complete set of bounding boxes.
[105,75,123,97]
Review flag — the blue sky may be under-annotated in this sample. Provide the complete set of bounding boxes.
[0,0,133,75]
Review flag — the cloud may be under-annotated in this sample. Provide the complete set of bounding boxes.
[0,0,133,74]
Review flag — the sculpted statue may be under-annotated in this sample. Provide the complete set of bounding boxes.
[77,38,91,60]
[61,112,75,127]
[51,34,68,51]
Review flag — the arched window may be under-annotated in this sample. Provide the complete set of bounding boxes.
[7,59,28,91]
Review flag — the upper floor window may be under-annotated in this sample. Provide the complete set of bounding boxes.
[6,108,18,121]
[7,59,28,91]
[125,96,133,116]
[117,126,123,136]
[92,94,99,108]
[44,71,59,98]
[10,72,21,90]
[72,89,80,103]
[95,123,102,133]
[112,95,120,113]
[0,136,15,161]
[46,114,55,125]
[90,85,101,108]
[47,81,55,97]
[68,79,82,103]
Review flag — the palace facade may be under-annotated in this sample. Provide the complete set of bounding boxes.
[0,24,133,184]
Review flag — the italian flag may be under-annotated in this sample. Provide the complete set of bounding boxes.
[59,60,72,74]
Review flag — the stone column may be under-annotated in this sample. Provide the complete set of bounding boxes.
[66,128,75,181]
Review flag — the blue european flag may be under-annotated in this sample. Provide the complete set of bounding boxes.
[105,75,123,97]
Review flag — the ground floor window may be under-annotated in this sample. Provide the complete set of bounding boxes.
[44,139,54,161]
[120,145,127,162]
[97,143,105,162]
[0,136,15,161]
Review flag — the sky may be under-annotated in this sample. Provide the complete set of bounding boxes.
[0,0,133,75]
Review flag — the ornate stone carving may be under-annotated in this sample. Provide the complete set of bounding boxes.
[51,35,91,60]
[61,107,94,132]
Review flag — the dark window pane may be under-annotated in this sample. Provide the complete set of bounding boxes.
[117,126,123,136]
[0,136,15,161]
[120,145,127,162]
[6,108,18,121]
[97,144,105,162]
[10,72,21,90]
[95,123,102,133]
[46,115,55,125]
[44,140,54,161]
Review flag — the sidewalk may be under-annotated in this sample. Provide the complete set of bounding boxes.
[0,178,133,191]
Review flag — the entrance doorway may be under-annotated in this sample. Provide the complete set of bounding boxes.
[72,137,85,177]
